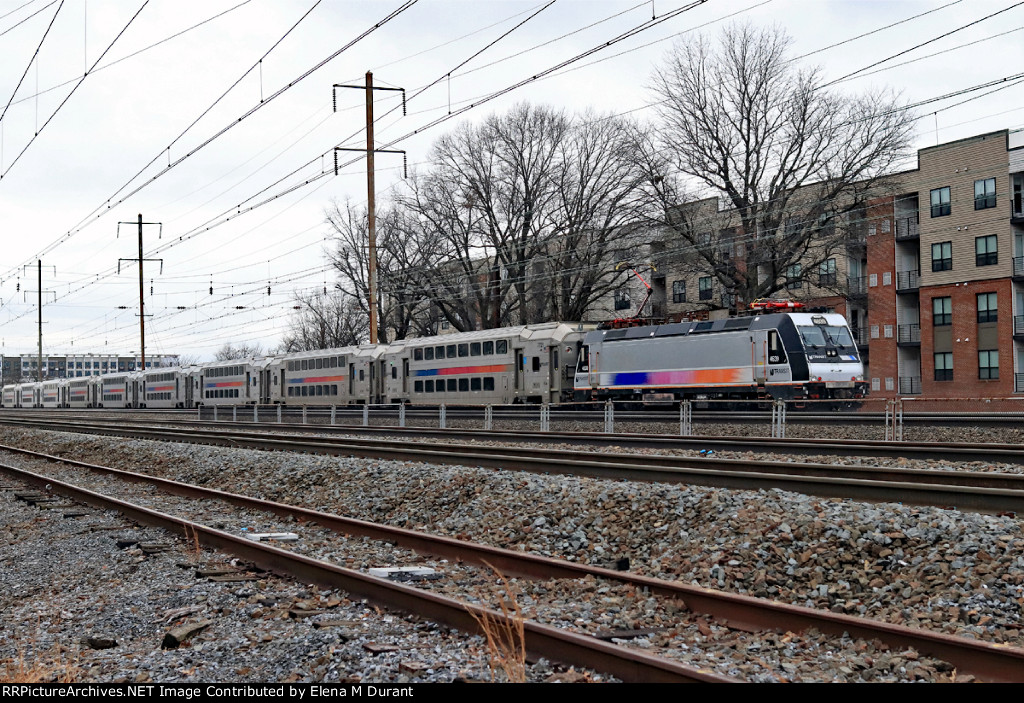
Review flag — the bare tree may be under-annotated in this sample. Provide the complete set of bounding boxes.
[647,22,913,307]
[280,290,367,351]
[324,199,434,343]
[397,103,650,329]
[544,112,648,320]
[214,342,265,361]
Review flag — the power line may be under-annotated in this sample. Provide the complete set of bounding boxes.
[0,0,149,180]
[821,1,1024,88]
[0,0,63,127]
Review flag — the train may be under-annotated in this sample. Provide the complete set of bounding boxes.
[0,312,867,409]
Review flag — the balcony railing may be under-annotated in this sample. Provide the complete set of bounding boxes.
[1016,373,1024,394]
[898,376,922,395]
[1015,315,1024,336]
[895,216,919,240]
[847,276,867,296]
[1013,256,1024,278]
[850,325,869,347]
[897,323,920,344]
[896,270,920,291]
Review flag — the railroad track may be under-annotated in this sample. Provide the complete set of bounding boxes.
[5,410,1024,463]
[2,442,1021,682]
[3,416,1024,513]
[8,405,1024,428]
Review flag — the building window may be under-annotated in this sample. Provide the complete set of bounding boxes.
[975,235,997,266]
[977,292,998,323]
[613,290,631,311]
[930,186,950,217]
[931,241,952,272]
[699,276,713,301]
[933,296,952,326]
[934,352,953,382]
[818,259,836,286]
[786,264,802,290]
[672,280,686,303]
[979,350,999,379]
[974,178,996,210]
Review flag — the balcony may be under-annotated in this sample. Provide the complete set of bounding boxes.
[847,276,867,297]
[850,325,869,347]
[898,376,922,395]
[1013,256,1024,280]
[896,270,920,292]
[897,323,920,345]
[895,216,919,240]
[1015,315,1024,338]
[1017,373,1024,394]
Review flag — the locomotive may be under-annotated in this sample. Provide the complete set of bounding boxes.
[1,312,867,409]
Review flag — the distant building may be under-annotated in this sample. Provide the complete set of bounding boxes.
[1,352,181,383]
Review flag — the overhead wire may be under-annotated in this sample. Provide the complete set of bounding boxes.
[0,0,150,180]
[0,0,63,127]
[5,1,1022,354]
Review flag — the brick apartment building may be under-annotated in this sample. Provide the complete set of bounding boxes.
[866,129,1024,400]
[618,128,1024,401]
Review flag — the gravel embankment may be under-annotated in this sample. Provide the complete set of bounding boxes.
[3,424,1023,682]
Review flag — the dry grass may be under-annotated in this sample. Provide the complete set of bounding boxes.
[1,642,81,683]
[467,564,527,683]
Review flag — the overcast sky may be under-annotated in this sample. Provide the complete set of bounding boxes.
[0,0,1021,361]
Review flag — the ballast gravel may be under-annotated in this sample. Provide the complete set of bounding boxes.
[2,423,1023,683]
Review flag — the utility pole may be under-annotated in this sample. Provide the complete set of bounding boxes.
[23,261,54,382]
[37,260,42,382]
[117,215,162,373]
[332,73,406,345]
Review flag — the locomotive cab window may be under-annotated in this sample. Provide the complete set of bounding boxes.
[767,331,787,363]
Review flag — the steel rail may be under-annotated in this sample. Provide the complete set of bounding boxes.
[2,449,1023,682]
[3,418,1024,513]
[5,411,1024,464]
[0,460,735,683]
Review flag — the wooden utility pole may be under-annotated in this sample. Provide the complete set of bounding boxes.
[365,72,377,344]
[36,260,41,382]
[332,74,406,345]
[23,261,54,382]
[117,215,162,372]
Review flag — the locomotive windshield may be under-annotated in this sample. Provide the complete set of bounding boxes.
[797,324,854,349]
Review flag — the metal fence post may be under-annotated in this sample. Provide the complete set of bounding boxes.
[679,400,692,436]
[604,401,614,434]
[277,404,282,424]
[484,405,493,431]
[232,406,237,422]
[302,405,307,425]
[253,404,258,423]
[330,405,336,425]
[363,404,369,427]
[439,403,446,430]
[895,399,904,442]
[540,403,550,432]
[771,400,787,438]
[213,406,218,422]
[399,403,406,428]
